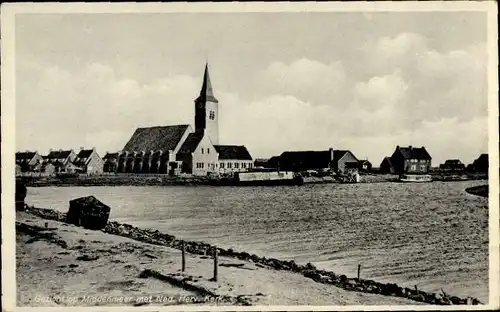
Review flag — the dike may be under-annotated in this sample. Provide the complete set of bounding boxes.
[22,205,483,306]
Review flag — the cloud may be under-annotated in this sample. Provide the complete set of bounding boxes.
[255,58,348,107]
[16,62,200,154]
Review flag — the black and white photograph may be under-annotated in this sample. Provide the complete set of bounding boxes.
[1,2,498,310]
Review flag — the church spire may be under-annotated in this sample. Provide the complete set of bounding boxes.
[197,63,218,103]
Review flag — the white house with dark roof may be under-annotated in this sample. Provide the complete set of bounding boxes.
[215,145,253,174]
[117,64,253,176]
[43,149,78,173]
[15,151,44,172]
[73,148,104,175]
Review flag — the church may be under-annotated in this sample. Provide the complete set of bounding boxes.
[113,64,253,176]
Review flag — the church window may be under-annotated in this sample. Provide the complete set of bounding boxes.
[235,163,239,169]
[207,148,210,154]
[201,148,204,154]
[220,163,225,169]
[228,163,232,169]
[209,111,215,120]
[242,163,246,169]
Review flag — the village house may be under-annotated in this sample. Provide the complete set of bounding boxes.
[215,145,253,174]
[103,152,119,173]
[15,164,22,176]
[471,153,488,173]
[40,162,56,175]
[271,148,358,174]
[73,148,104,175]
[388,145,432,174]
[15,151,43,172]
[43,149,78,173]
[253,158,269,168]
[332,150,359,173]
[116,64,253,176]
[358,160,372,172]
[439,159,465,172]
[379,157,395,174]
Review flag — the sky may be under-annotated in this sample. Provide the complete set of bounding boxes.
[14,11,489,165]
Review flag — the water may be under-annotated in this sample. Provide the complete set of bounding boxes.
[25,181,489,303]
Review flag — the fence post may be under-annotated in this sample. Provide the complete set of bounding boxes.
[357,264,361,280]
[213,246,218,282]
[181,241,186,272]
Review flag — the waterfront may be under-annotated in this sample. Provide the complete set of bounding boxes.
[25,181,489,303]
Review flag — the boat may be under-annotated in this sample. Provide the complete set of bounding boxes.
[210,170,304,186]
[398,174,433,183]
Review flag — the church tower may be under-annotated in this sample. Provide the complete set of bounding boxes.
[194,63,219,145]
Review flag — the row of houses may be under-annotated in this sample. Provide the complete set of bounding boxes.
[379,146,488,174]
[15,148,104,176]
[437,154,488,173]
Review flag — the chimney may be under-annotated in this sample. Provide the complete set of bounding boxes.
[396,145,399,149]
[409,145,413,150]
[329,148,334,162]
[80,147,84,150]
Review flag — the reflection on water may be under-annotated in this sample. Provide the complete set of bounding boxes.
[26,181,489,302]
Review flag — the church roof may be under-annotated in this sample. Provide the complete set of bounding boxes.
[195,63,218,103]
[214,145,253,160]
[122,125,190,152]
[177,131,205,154]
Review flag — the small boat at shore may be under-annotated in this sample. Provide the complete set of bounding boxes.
[398,174,432,183]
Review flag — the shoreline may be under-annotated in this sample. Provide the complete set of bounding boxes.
[18,173,488,187]
[21,205,483,306]
[16,210,428,307]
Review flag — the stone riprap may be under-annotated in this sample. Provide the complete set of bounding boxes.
[22,205,483,306]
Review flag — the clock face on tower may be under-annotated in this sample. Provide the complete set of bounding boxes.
[198,103,203,108]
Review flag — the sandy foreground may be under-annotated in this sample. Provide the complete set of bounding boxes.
[16,211,424,307]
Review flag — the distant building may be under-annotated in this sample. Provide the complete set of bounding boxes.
[265,156,281,169]
[253,158,269,168]
[332,150,359,173]
[15,151,43,172]
[103,152,119,173]
[40,162,56,175]
[273,148,358,174]
[439,159,465,172]
[358,160,372,172]
[15,164,22,176]
[215,145,253,174]
[389,145,432,174]
[278,150,333,172]
[472,153,488,173]
[118,64,253,176]
[379,157,395,174]
[73,148,104,175]
[44,149,78,173]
